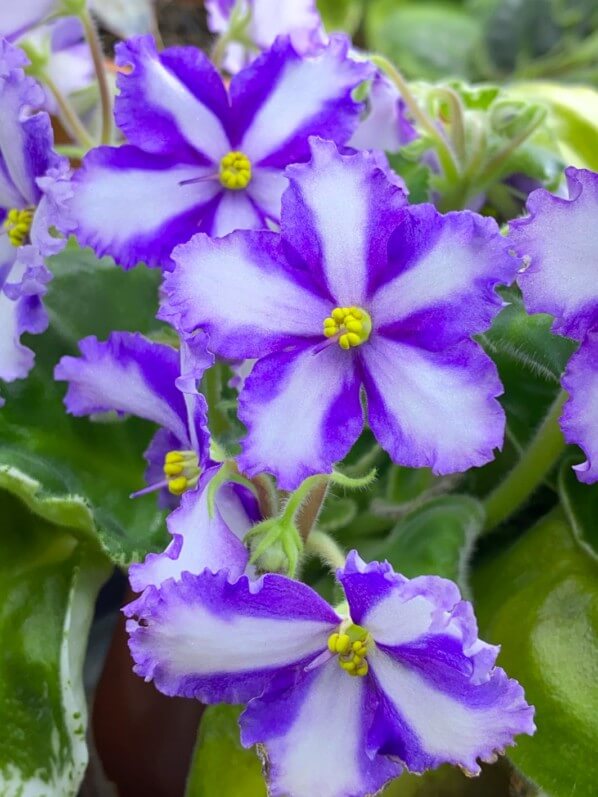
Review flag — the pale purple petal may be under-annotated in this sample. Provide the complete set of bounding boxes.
[129,465,257,591]
[511,167,598,340]
[115,36,231,162]
[0,244,50,383]
[360,336,505,474]
[231,36,371,167]
[125,570,339,703]
[0,39,60,206]
[0,0,56,40]
[69,146,221,270]
[244,166,288,224]
[240,659,401,797]
[31,159,75,256]
[162,230,329,359]
[238,343,363,490]
[561,332,598,483]
[55,332,193,444]
[282,139,407,305]
[349,73,418,153]
[178,333,213,458]
[371,205,517,348]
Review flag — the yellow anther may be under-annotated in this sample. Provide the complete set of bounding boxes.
[322,306,372,350]
[327,624,371,678]
[3,207,34,247]
[219,151,252,190]
[163,449,200,496]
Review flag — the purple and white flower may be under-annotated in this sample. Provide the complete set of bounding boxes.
[0,38,72,399]
[0,0,58,41]
[206,0,325,73]
[510,166,598,483]
[55,330,260,587]
[68,34,371,270]
[126,551,535,797]
[162,139,518,489]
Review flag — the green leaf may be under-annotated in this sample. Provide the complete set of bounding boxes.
[473,508,598,797]
[0,244,168,565]
[558,458,598,560]
[510,82,598,172]
[0,494,110,796]
[318,494,358,532]
[365,1,481,80]
[185,705,266,797]
[376,495,484,592]
[471,290,576,496]
[386,153,431,204]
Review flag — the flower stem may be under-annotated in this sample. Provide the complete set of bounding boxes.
[80,8,112,145]
[43,74,94,149]
[483,389,567,531]
[306,530,346,571]
[370,54,461,184]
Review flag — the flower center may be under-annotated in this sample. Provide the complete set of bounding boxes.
[323,306,372,350]
[327,624,371,677]
[163,450,200,495]
[219,151,252,190]
[3,207,34,247]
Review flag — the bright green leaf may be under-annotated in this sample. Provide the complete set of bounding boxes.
[0,494,109,796]
[473,509,598,797]
[185,705,266,797]
[376,495,484,592]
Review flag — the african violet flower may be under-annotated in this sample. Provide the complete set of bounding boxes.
[55,331,260,587]
[68,33,371,270]
[0,39,72,399]
[206,0,324,73]
[0,0,58,41]
[162,139,518,490]
[510,166,598,483]
[126,551,535,797]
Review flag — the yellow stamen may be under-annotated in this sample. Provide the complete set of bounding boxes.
[163,449,200,496]
[322,306,372,350]
[3,207,34,247]
[327,623,371,678]
[219,151,252,190]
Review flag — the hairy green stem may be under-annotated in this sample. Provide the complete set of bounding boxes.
[483,390,567,531]
[370,54,461,184]
[306,530,346,571]
[81,9,112,145]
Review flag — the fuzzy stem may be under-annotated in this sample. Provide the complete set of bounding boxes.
[80,9,112,145]
[483,390,567,531]
[306,530,346,571]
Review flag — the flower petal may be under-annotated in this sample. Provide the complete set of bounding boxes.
[368,647,534,775]
[125,570,339,703]
[349,73,418,153]
[561,332,598,483]
[0,0,57,39]
[240,659,401,797]
[0,246,50,383]
[70,146,221,270]
[162,230,329,359]
[0,40,60,205]
[55,332,194,445]
[246,165,289,223]
[282,139,407,305]
[510,167,598,340]
[231,36,370,167]
[371,205,517,348]
[129,465,257,592]
[238,343,363,490]
[361,336,505,473]
[115,35,230,162]
[209,189,264,237]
